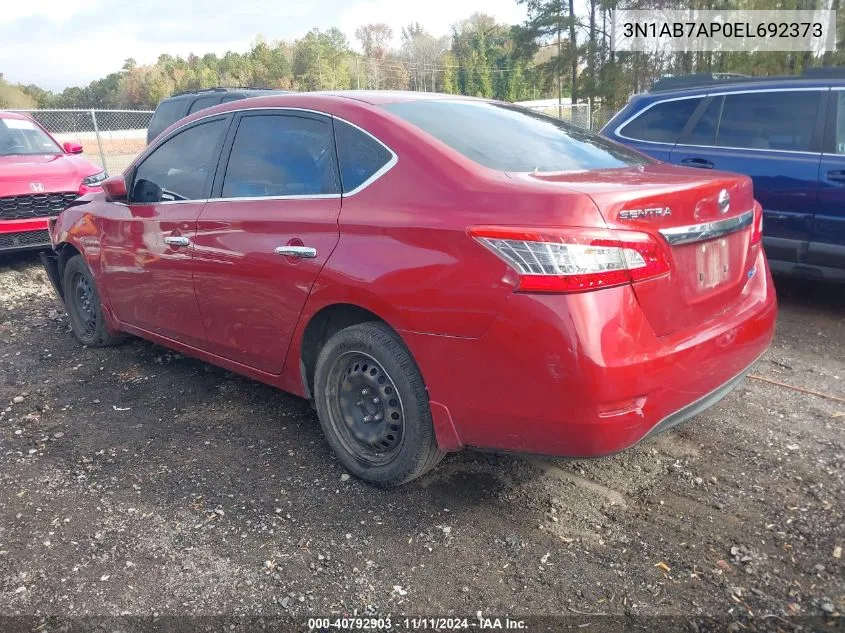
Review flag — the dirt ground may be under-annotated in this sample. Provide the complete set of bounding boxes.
[0,251,842,629]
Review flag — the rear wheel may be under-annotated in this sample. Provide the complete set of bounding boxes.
[314,322,444,486]
[62,255,124,347]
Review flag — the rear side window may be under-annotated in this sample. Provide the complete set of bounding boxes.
[683,97,723,146]
[334,119,393,192]
[131,119,227,203]
[385,100,647,172]
[716,91,822,151]
[221,114,339,198]
[619,98,702,144]
[147,99,189,142]
[188,96,224,114]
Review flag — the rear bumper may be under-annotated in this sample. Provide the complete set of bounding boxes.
[0,218,51,253]
[403,246,777,457]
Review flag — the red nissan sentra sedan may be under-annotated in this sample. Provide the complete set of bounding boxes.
[42,92,777,486]
[0,111,106,253]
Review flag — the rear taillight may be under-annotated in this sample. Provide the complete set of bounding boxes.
[469,226,671,293]
[750,201,763,245]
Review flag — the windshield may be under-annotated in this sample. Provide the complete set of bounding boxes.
[383,100,650,173]
[0,117,62,156]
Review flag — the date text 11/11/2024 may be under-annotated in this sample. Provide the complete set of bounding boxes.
[307,616,528,630]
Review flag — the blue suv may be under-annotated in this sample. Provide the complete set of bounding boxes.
[602,70,845,282]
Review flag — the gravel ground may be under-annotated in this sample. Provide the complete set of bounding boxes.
[0,251,842,629]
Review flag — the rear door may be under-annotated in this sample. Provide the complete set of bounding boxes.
[670,89,826,264]
[814,89,845,273]
[192,110,342,373]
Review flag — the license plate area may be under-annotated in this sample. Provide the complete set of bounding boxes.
[696,238,730,289]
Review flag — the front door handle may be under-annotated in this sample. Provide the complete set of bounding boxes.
[164,236,190,247]
[827,170,845,183]
[680,157,714,169]
[275,245,317,258]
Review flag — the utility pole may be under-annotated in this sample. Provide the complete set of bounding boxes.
[558,0,563,117]
[356,56,360,89]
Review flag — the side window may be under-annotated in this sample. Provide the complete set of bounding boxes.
[221,114,339,198]
[188,96,223,114]
[683,96,723,146]
[147,99,188,142]
[131,119,227,203]
[834,92,845,154]
[334,119,393,193]
[221,95,244,104]
[717,91,822,152]
[619,98,702,143]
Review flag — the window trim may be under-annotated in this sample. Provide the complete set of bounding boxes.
[131,106,398,203]
[615,87,829,155]
[333,118,398,196]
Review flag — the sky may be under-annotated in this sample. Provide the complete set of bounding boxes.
[0,0,528,91]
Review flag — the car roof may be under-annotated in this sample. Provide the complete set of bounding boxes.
[167,91,483,119]
[149,91,489,153]
[0,111,32,120]
[305,90,483,105]
[645,75,845,98]
[162,87,289,101]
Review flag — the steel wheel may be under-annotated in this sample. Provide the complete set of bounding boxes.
[325,351,405,465]
[69,270,97,339]
[61,254,125,347]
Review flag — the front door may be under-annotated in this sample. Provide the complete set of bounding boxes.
[192,111,342,373]
[100,116,230,347]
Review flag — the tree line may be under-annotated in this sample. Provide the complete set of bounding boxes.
[1,0,843,111]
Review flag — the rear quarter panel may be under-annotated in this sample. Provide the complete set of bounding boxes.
[278,100,607,396]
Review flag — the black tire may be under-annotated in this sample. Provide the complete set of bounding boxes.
[62,255,124,347]
[314,322,445,486]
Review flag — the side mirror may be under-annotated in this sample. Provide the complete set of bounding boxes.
[63,141,83,154]
[102,176,127,201]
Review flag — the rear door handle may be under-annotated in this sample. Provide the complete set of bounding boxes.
[275,245,317,258]
[680,158,714,169]
[163,236,190,247]
[826,170,845,183]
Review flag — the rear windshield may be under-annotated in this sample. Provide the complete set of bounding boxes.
[383,100,649,172]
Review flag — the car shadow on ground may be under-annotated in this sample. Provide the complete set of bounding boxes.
[773,274,845,313]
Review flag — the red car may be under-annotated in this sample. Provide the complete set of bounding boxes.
[0,111,106,254]
[42,92,777,486]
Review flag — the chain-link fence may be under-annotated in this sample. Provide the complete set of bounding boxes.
[522,103,618,132]
[590,106,617,132]
[12,109,154,176]
[523,103,592,129]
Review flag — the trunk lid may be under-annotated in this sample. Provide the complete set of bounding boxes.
[521,164,756,336]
